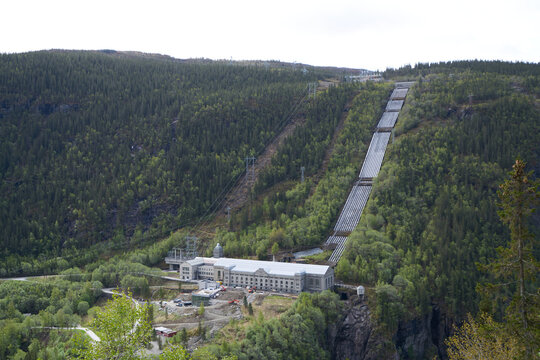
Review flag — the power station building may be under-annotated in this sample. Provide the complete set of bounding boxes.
[165,243,334,293]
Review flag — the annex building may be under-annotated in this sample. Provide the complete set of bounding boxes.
[165,243,334,293]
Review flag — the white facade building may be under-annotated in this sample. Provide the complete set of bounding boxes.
[166,244,334,293]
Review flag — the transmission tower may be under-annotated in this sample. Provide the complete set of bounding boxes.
[168,235,198,261]
[245,156,256,184]
[184,236,198,259]
[308,82,317,99]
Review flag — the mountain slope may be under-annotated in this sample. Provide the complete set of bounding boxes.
[0,50,319,272]
[335,64,539,358]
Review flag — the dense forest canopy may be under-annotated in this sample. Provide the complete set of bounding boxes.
[0,50,324,274]
[337,68,540,329]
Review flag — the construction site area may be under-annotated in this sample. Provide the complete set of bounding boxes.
[149,278,297,350]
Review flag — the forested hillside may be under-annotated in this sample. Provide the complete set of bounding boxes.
[0,56,538,359]
[211,82,391,258]
[0,51,321,275]
[337,66,540,338]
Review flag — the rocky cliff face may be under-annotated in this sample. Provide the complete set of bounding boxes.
[393,304,451,359]
[330,296,398,360]
[330,296,451,360]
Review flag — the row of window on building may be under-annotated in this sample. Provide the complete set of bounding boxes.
[226,274,300,290]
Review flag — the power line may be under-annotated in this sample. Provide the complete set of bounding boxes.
[190,84,312,233]
[245,156,256,184]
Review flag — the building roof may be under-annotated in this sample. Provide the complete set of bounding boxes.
[214,258,331,277]
[193,288,220,297]
[186,257,219,266]
[155,327,175,334]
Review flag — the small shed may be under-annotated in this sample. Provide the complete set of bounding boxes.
[155,326,177,337]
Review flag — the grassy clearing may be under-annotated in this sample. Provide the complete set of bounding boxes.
[212,317,252,344]
[208,294,296,347]
[256,295,295,318]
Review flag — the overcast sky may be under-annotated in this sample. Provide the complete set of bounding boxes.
[2,0,539,70]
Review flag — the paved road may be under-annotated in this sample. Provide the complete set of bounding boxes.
[76,326,101,341]
[34,326,101,342]
[0,275,64,282]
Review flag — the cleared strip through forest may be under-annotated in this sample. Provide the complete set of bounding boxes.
[220,97,308,213]
[327,81,413,265]
[189,87,311,233]
[222,80,349,213]
[195,82,354,233]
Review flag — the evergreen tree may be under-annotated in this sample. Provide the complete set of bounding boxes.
[180,328,188,347]
[145,301,154,325]
[198,302,205,317]
[479,159,539,354]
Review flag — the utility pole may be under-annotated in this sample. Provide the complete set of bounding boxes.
[245,156,256,184]
[301,166,305,183]
[226,206,231,221]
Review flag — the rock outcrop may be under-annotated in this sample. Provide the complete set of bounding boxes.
[331,296,451,360]
[331,296,398,360]
[393,305,451,359]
